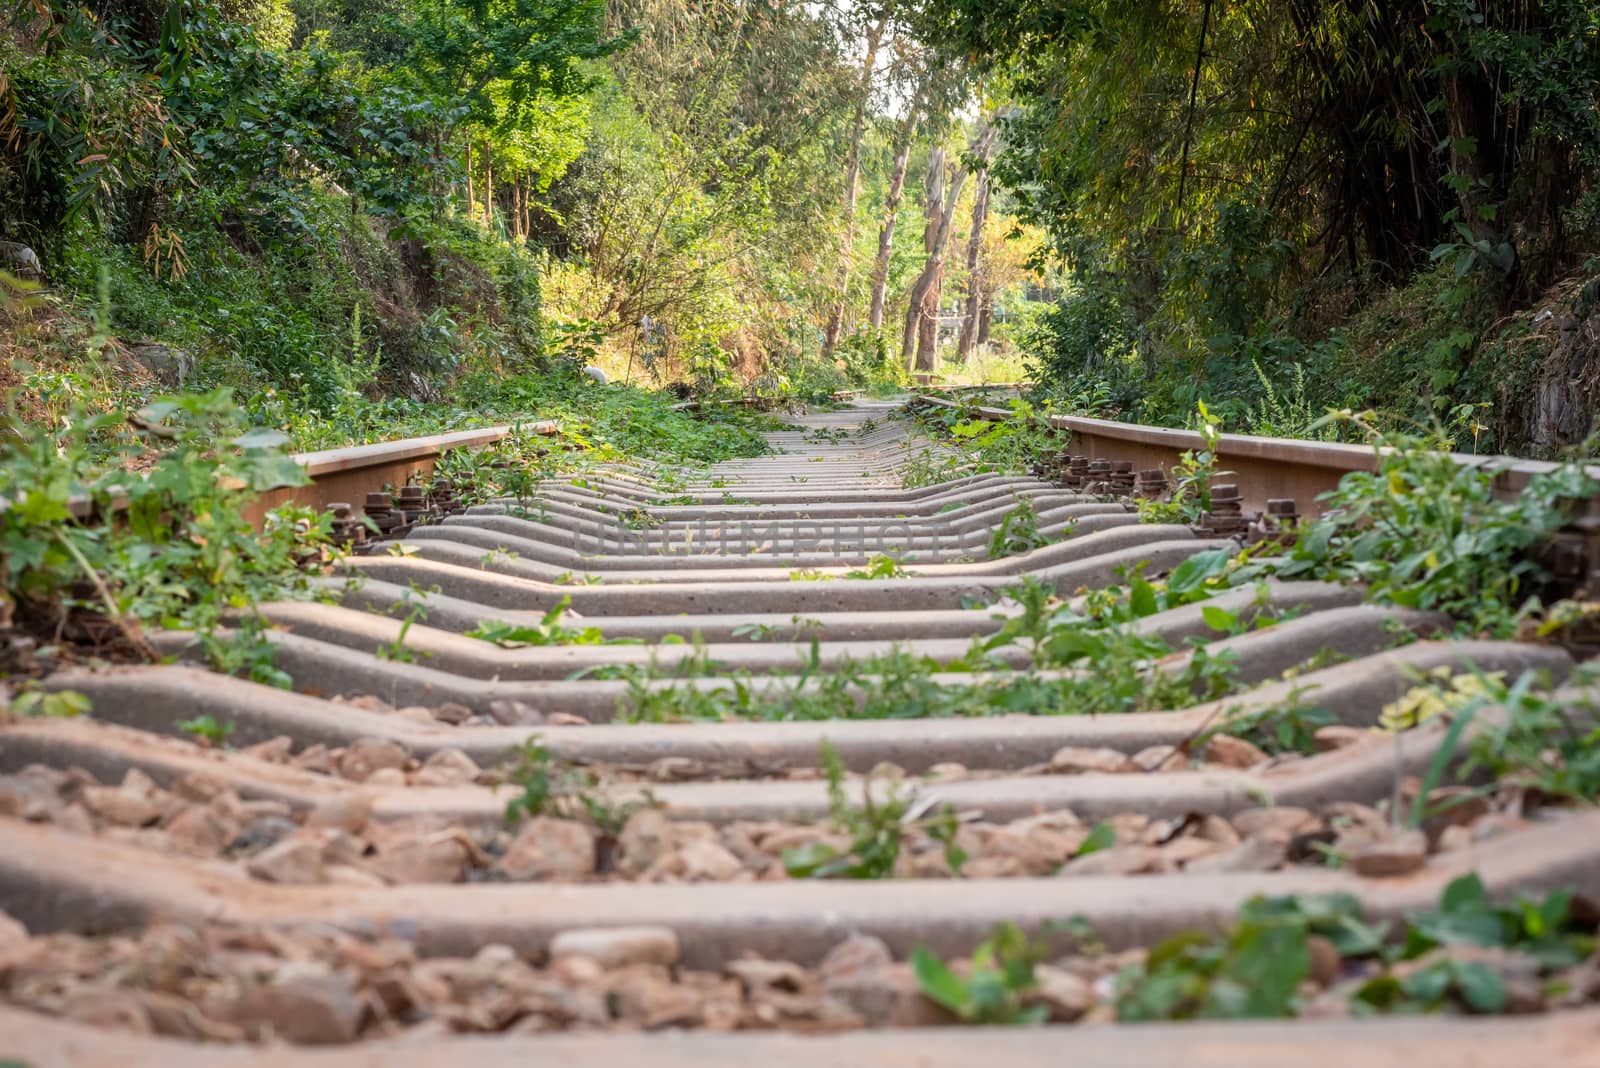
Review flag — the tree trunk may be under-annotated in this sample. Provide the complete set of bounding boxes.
[464,142,474,216]
[820,15,888,361]
[868,80,926,332]
[901,122,996,372]
[977,280,994,344]
[484,154,494,228]
[915,264,941,371]
[899,146,945,368]
[901,146,969,371]
[432,129,444,204]
[957,161,993,361]
[1445,74,1516,284]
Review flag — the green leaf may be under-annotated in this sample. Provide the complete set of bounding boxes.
[1400,961,1452,1003]
[41,690,92,718]
[1452,961,1507,1012]
[965,970,1010,1017]
[1409,705,1479,829]
[1352,973,1404,1009]
[780,841,840,878]
[1440,873,1488,914]
[1166,548,1233,594]
[1219,920,1309,1017]
[910,946,971,1014]
[1201,604,1239,632]
[1116,967,1193,1021]
[1075,822,1115,857]
[231,427,291,450]
[1128,575,1159,618]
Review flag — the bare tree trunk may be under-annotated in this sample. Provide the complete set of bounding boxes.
[899,146,945,367]
[900,146,958,370]
[977,281,994,344]
[915,264,941,371]
[820,15,888,361]
[432,129,444,203]
[916,151,945,371]
[484,154,494,228]
[956,163,992,361]
[901,123,996,373]
[1444,74,1515,284]
[464,142,474,216]
[868,80,926,332]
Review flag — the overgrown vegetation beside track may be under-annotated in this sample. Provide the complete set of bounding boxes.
[0,389,335,687]
[0,366,779,696]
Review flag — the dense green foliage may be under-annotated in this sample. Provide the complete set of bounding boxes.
[1116,875,1594,1020]
[2,0,618,390]
[909,876,1595,1024]
[0,388,333,683]
[2,0,1068,439]
[914,0,1600,449]
[1275,415,1600,635]
[8,1,1600,443]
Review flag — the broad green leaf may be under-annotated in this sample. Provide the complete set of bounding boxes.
[910,946,971,1014]
[1452,961,1507,1012]
[231,427,291,449]
[1074,822,1115,857]
[1128,576,1158,618]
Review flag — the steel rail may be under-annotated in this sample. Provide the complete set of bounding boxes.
[913,393,1587,515]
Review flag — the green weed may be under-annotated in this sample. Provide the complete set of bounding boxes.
[5,686,91,719]
[0,388,337,686]
[1136,401,1225,524]
[498,736,654,833]
[177,714,235,747]
[468,596,637,647]
[988,497,1054,557]
[910,922,1059,1025]
[781,740,965,880]
[1277,413,1599,636]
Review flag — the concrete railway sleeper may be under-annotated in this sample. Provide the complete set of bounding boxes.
[5,399,1600,1060]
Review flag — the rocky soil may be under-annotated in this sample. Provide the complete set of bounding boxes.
[0,747,1572,888]
[3,903,1596,1045]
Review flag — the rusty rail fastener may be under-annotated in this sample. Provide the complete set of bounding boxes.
[1542,500,1600,601]
[1084,458,1113,495]
[1108,460,1136,496]
[430,478,465,516]
[326,502,366,548]
[1247,498,1301,545]
[1198,483,1253,537]
[363,492,405,538]
[396,485,431,525]
[1135,468,1169,499]
[1060,455,1090,490]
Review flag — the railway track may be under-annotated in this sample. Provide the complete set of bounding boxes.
[3,397,1600,1063]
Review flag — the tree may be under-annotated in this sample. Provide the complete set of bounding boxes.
[400,0,623,130]
[955,160,989,361]
[820,5,892,361]
[867,65,928,332]
[911,0,1600,422]
[544,0,859,376]
[397,0,626,221]
[900,119,993,371]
